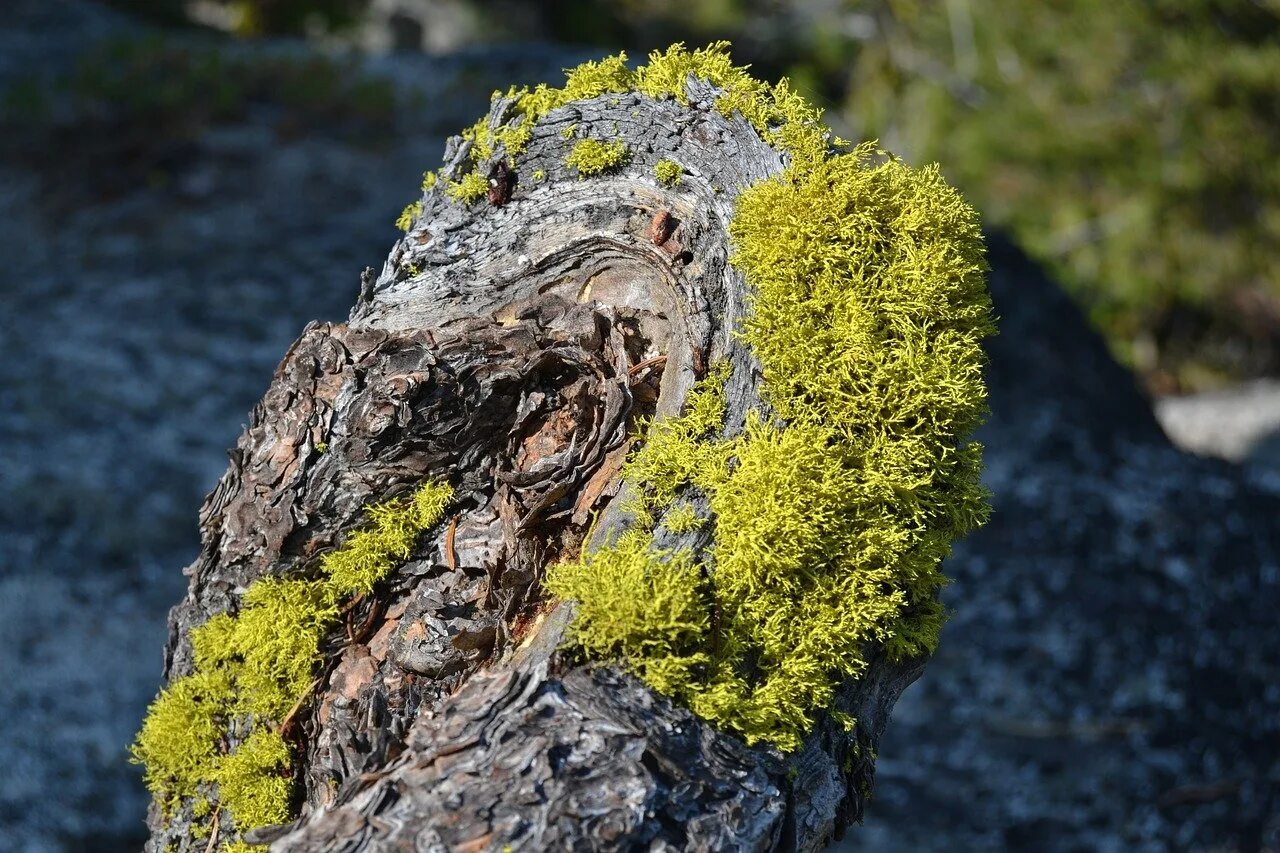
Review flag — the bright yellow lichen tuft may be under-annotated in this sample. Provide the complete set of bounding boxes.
[395,200,422,232]
[214,730,293,829]
[132,669,231,808]
[565,138,628,177]
[544,529,710,697]
[654,158,683,186]
[134,480,452,846]
[418,42,835,214]
[321,481,455,598]
[445,172,488,204]
[543,50,992,752]
[662,501,702,533]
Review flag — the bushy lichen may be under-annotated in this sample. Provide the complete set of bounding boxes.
[654,158,683,186]
[134,480,453,847]
[320,482,454,598]
[213,730,293,829]
[565,138,628,177]
[543,46,992,752]
[395,200,422,232]
[546,529,711,697]
[445,172,487,204]
[662,501,702,533]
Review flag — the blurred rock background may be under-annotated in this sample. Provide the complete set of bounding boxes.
[0,1,1277,850]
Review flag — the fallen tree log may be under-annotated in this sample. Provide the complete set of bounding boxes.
[138,44,993,852]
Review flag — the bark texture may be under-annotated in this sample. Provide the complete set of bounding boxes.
[151,79,926,852]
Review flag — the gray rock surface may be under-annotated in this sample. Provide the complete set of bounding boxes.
[1,3,1277,850]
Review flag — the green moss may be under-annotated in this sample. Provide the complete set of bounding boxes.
[132,669,231,809]
[544,529,710,697]
[321,482,455,598]
[662,501,702,533]
[565,138,628,177]
[214,730,292,829]
[134,480,453,845]
[445,172,488,204]
[395,200,422,232]
[654,158,683,186]
[542,48,992,752]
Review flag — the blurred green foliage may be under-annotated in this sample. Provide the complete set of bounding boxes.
[59,35,394,129]
[101,0,365,36]
[842,1,1280,388]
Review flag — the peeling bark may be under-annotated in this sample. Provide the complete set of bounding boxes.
[150,79,928,852]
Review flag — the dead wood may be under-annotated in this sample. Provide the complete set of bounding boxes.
[149,79,926,852]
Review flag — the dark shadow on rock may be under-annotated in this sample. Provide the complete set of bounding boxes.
[852,235,1280,851]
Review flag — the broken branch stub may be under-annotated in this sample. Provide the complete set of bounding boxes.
[146,66,950,852]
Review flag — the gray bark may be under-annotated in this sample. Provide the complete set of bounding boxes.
[151,79,927,852]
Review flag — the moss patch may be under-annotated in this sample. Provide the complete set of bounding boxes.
[542,47,992,752]
[565,138,628,177]
[395,200,422,232]
[134,481,452,845]
[654,158,683,186]
[445,172,488,204]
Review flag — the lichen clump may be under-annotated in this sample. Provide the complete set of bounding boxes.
[133,481,452,844]
[545,46,993,751]
[395,200,422,232]
[445,171,487,204]
[566,138,628,177]
[654,158,683,186]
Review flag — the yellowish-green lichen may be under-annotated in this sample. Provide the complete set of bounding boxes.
[546,529,710,698]
[395,200,422,232]
[543,47,992,752]
[532,169,546,182]
[445,172,488,204]
[223,843,266,853]
[654,159,683,186]
[830,709,857,732]
[320,482,455,598]
[662,501,702,533]
[565,138,628,177]
[134,480,453,846]
[213,729,292,829]
[421,170,437,191]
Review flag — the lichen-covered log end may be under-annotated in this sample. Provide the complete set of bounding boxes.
[137,41,991,853]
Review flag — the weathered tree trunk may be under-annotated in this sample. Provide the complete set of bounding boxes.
[152,78,926,852]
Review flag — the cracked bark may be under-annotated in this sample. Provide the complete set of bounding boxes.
[148,79,928,852]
